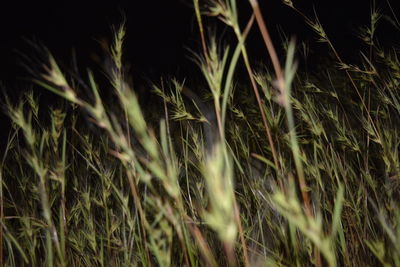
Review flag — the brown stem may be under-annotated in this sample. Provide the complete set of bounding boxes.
[193,0,211,72]
[248,0,313,214]
[126,170,152,267]
[185,215,219,267]
[233,10,281,178]
[234,202,250,267]
[248,0,318,263]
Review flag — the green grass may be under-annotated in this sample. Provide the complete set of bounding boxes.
[1,0,400,266]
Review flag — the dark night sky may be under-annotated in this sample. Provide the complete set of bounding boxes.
[0,0,398,149]
[1,0,397,84]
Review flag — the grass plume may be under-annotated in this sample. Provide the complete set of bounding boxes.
[1,0,400,266]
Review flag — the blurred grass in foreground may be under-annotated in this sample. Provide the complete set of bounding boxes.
[1,0,400,266]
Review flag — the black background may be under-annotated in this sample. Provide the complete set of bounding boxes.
[0,0,399,149]
[1,0,397,82]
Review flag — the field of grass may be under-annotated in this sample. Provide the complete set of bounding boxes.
[1,0,400,266]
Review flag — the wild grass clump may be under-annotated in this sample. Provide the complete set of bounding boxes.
[1,0,400,266]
